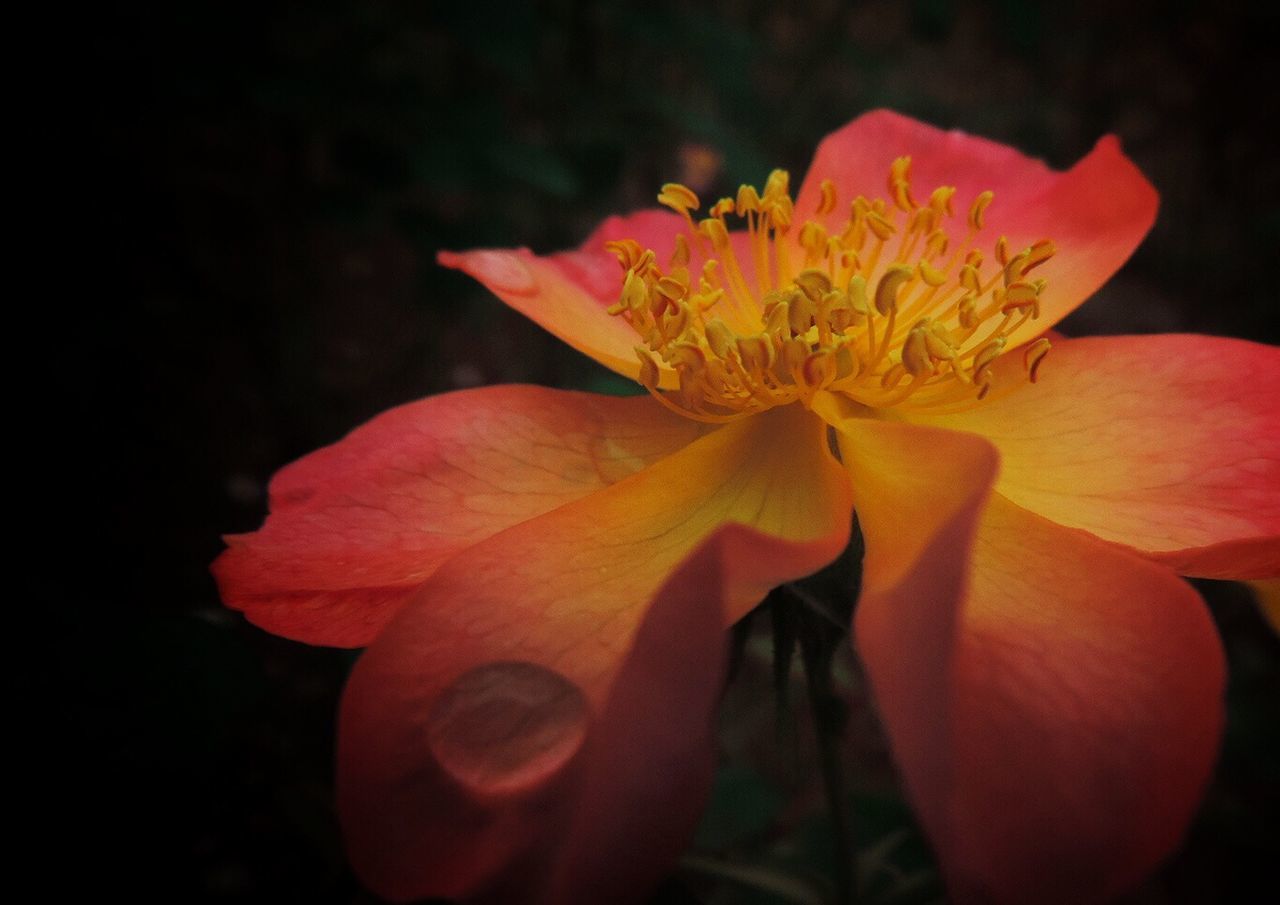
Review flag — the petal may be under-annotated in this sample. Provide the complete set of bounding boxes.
[212,385,706,646]
[336,404,853,902]
[439,209,687,388]
[794,109,1158,337]
[829,411,1224,904]
[540,525,781,905]
[915,334,1280,578]
[946,500,1223,904]
[814,396,1000,823]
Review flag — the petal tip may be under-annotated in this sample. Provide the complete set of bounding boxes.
[437,247,539,296]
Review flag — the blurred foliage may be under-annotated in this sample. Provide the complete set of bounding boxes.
[40,0,1280,901]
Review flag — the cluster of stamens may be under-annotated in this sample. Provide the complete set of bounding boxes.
[607,159,1055,423]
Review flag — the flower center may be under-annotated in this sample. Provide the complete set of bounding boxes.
[607,160,1054,423]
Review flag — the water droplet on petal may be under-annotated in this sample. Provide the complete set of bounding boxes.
[464,251,538,296]
[427,661,589,797]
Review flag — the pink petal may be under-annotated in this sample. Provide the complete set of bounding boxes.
[916,333,1280,579]
[212,385,705,646]
[794,109,1158,337]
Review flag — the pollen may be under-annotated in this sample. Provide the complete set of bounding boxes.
[607,163,1055,423]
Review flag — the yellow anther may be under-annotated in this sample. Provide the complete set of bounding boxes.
[1004,250,1031,287]
[671,234,690,267]
[698,217,730,248]
[1003,281,1039,305]
[658,183,700,214]
[874,264,914,316]
[695,289,725,312]
[975,367,994,400]
[709,197,735,221]
[799,221,829,258]
[764,298,790,335]
[820,288,846,310]
[633,248,658,279]
[763,169,790,202]
[616,269,648,311]
[902,325,933,376]
[866,210,896,241]
[605,238,644,270]
[816,179,838,216]
[655,276,686,305]
[736,184,761,214]
[828,300,856,332]
[635,347,660,388]
[663,302,691,340]
[834,345,860,380]
[888,156,917,212]
[969,191,994,230]
[737,334,774,371]
[770,194,794,230]
[907,206,937,236]
[923,229,949,260]
[973,336,1007,378]
[925,321,956,360]
[957,295,978,328]
[802,348,837,388]
[704,319,735,359]
[928,186,956,218]
[847,274,869,315]
[1023,239,1056,274]
[960,263,982,294]
[891,182,915,214]
[918,259,948,287]
[995,235,1010,267]
[1024,337,1051,383]
[794,268,833,301]
[668,341,705,371]
[788,290,817,334]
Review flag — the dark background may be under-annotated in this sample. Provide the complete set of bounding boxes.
[41,1,1277,902]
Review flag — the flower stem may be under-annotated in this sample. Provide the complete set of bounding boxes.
[797,593,857,905]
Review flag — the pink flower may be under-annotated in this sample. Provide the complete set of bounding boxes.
[214,110,1280,904]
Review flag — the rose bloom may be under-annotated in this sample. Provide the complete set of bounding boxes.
[213,111,1279,905]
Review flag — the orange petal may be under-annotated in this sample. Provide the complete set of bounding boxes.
[439,209,688,388]
[829,410,1224,904]
[815,396,1000,823]
[212,385,706,646]
[916,334,1280,578]
[794,109,1158,338]
[541,525,792,905]
[336,404,852,902]
[949,500,1222,904]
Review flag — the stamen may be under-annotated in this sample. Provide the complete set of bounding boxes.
[606,161,1055,421]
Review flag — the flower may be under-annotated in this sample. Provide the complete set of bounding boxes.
[213,110,1280,905]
